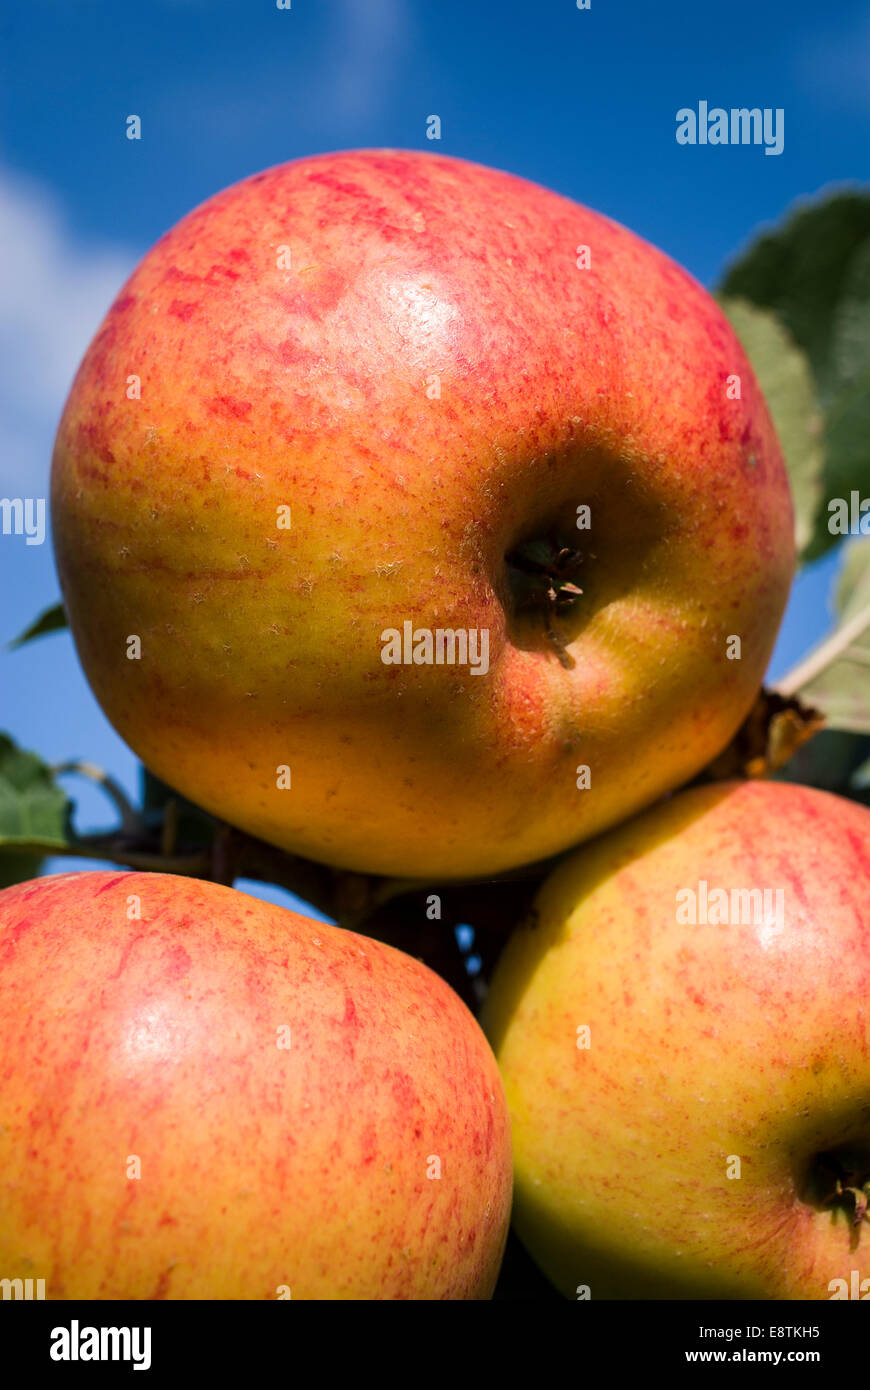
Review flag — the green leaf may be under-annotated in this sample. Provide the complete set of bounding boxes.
[8,602,68,650]
[0,734,73,845]
[719,192,870,403]
[837,534,870,618]
[803,241,870,558]
[719,298,824,560]
[719,192,870,562]
[813,372,870,543]
[0,734,75,885]
[831,238,870,390]
[778,538,870,733]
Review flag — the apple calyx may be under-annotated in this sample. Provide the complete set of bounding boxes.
[506,537,585,669]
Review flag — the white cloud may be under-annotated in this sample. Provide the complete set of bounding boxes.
[0,166,136,492]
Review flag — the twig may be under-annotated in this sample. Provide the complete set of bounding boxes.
[50,760,144,836]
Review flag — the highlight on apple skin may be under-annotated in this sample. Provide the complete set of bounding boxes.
[0,871,512,1300]
[484,778,870,1300]
[51,148,794,879]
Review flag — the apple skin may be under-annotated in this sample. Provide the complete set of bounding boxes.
[0,871,511,1299]
[484,779,870,1300]
[51,149,793,878]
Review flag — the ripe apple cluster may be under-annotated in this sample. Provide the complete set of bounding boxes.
[4,150,864,1302]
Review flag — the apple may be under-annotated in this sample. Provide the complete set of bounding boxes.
[0,870,511,1299]
[51,149,793,878]
[484,778,870,1300]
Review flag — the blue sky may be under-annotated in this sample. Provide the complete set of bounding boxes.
[0,0,867,913]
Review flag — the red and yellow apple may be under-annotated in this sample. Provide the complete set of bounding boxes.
[51,150,793,877]
[484,779,870,1299]
[0,870,511,1299]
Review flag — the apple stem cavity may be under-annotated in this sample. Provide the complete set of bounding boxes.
[506,537,585,669]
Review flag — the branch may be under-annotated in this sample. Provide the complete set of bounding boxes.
[0,834,210,877]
